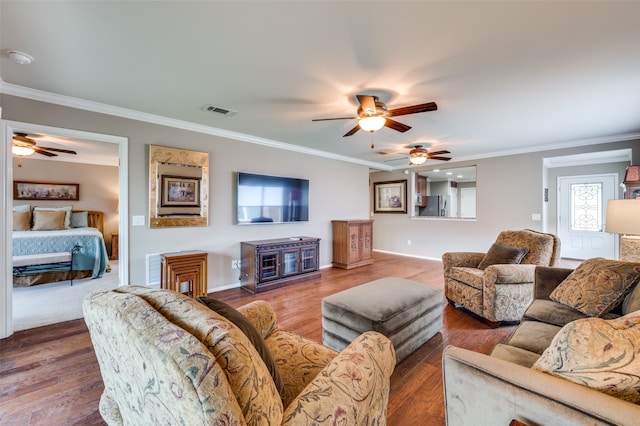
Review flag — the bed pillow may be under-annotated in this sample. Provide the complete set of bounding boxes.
[70,211,89,228]
[477,242,529,270]
[12,204,31,212]
[532,311,640,403]
[32,209,66,231]
[13,210,31,231]
[34,206,72,229]
[549,257,640,317]
[197,296,286,401]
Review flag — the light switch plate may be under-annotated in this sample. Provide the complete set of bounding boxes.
[531,213,541,221]
[132,215,145,226]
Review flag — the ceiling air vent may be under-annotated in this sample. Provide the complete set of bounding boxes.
[202,105,238,117]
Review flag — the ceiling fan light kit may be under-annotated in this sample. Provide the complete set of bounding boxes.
[359,116,386,132]
[312,93,438,143]
[409,147,428,165]
[12,145,35,156]
[11,133,78,158]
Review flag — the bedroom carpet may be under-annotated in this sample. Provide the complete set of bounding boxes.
[12,260,120,331]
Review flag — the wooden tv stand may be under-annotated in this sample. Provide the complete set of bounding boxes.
[240,237,320,293]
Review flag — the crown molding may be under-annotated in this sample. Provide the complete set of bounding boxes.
[0,81,392,171]
[390,132,640,170]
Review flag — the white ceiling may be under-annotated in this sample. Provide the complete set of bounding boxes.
[1,1,639,169]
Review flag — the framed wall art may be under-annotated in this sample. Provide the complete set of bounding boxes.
[161,175,201,207]
[149,144,209,228]
[13,181,79,201]
[373,180,407,213]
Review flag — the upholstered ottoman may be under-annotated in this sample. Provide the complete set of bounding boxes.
[322,277,443,363]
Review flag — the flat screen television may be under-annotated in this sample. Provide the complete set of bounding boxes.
[236,172,309,224]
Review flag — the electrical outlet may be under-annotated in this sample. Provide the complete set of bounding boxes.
[231,260,240,269]
[407,239,412,246]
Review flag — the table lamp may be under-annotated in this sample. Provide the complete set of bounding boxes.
[605,199,640,261]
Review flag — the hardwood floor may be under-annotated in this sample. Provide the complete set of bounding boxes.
[0,252,517,425]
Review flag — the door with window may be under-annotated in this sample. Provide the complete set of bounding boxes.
[558,174,617,260]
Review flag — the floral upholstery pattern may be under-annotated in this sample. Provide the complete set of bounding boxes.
[496,229,561,266]
[283,331,396,425]
[117,286,283,424]
[84,287,395,425]
[549,257,640,317]
[266,329,338,407]
[443,230,560,323]
[533,311,640,403]
[84,289,245,425]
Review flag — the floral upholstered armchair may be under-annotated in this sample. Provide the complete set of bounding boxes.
[83,286,396,425]
[442,229,561,325]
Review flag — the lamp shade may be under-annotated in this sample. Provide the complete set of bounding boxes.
[605,199,640,235]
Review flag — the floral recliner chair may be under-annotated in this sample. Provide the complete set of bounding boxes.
[442,229,561,325]
[83,286,396,425]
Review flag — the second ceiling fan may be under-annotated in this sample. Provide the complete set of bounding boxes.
[312,94,437,137]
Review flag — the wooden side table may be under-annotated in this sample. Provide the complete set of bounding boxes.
[110,233,119,260]
[160,250,208,299]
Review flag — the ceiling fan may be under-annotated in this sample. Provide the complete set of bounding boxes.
[12,133,78,157]
[312,94,438,138]
[383,144,451,165]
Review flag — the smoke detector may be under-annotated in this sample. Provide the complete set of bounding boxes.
[202,105,238,117]
[7,50,34,65]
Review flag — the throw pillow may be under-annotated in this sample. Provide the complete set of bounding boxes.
[197,296,285,401]
[13,210,31,231]
[477,242,529,270]
[549,258,640,317]
[34,205,73,229]
[532,311,640,403]
[12,204,31,212]
[70,211,89,228]
[32,209,66,231]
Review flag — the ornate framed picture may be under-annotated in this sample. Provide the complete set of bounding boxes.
[373,180,407,213]
[149,144,209,228]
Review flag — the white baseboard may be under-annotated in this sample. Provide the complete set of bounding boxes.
[372,249,442,263]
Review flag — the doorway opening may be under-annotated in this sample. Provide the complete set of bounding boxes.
[2,121,129,337]
[544,148,631,262]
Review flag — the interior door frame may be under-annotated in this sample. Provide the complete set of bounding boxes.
[556,173,618,260]
[1,120,129,338]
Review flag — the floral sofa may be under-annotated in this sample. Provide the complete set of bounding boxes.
[443,258,640,425]
[443,229,560,324]
[83,286,396,425]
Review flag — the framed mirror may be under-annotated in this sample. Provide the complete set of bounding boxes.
[411,165,476,219]
[149,144,209,228]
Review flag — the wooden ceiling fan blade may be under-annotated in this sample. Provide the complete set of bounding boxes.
[40,146,77,155]
[33,147,58,157]
[427,155,451,161]
[13,135,36,145]
[312,116,356,121]
[343,124,361,137]
[384,118,411,133]
[387,102,437,117]
[356,95,376,115]
[428,150,450,156]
